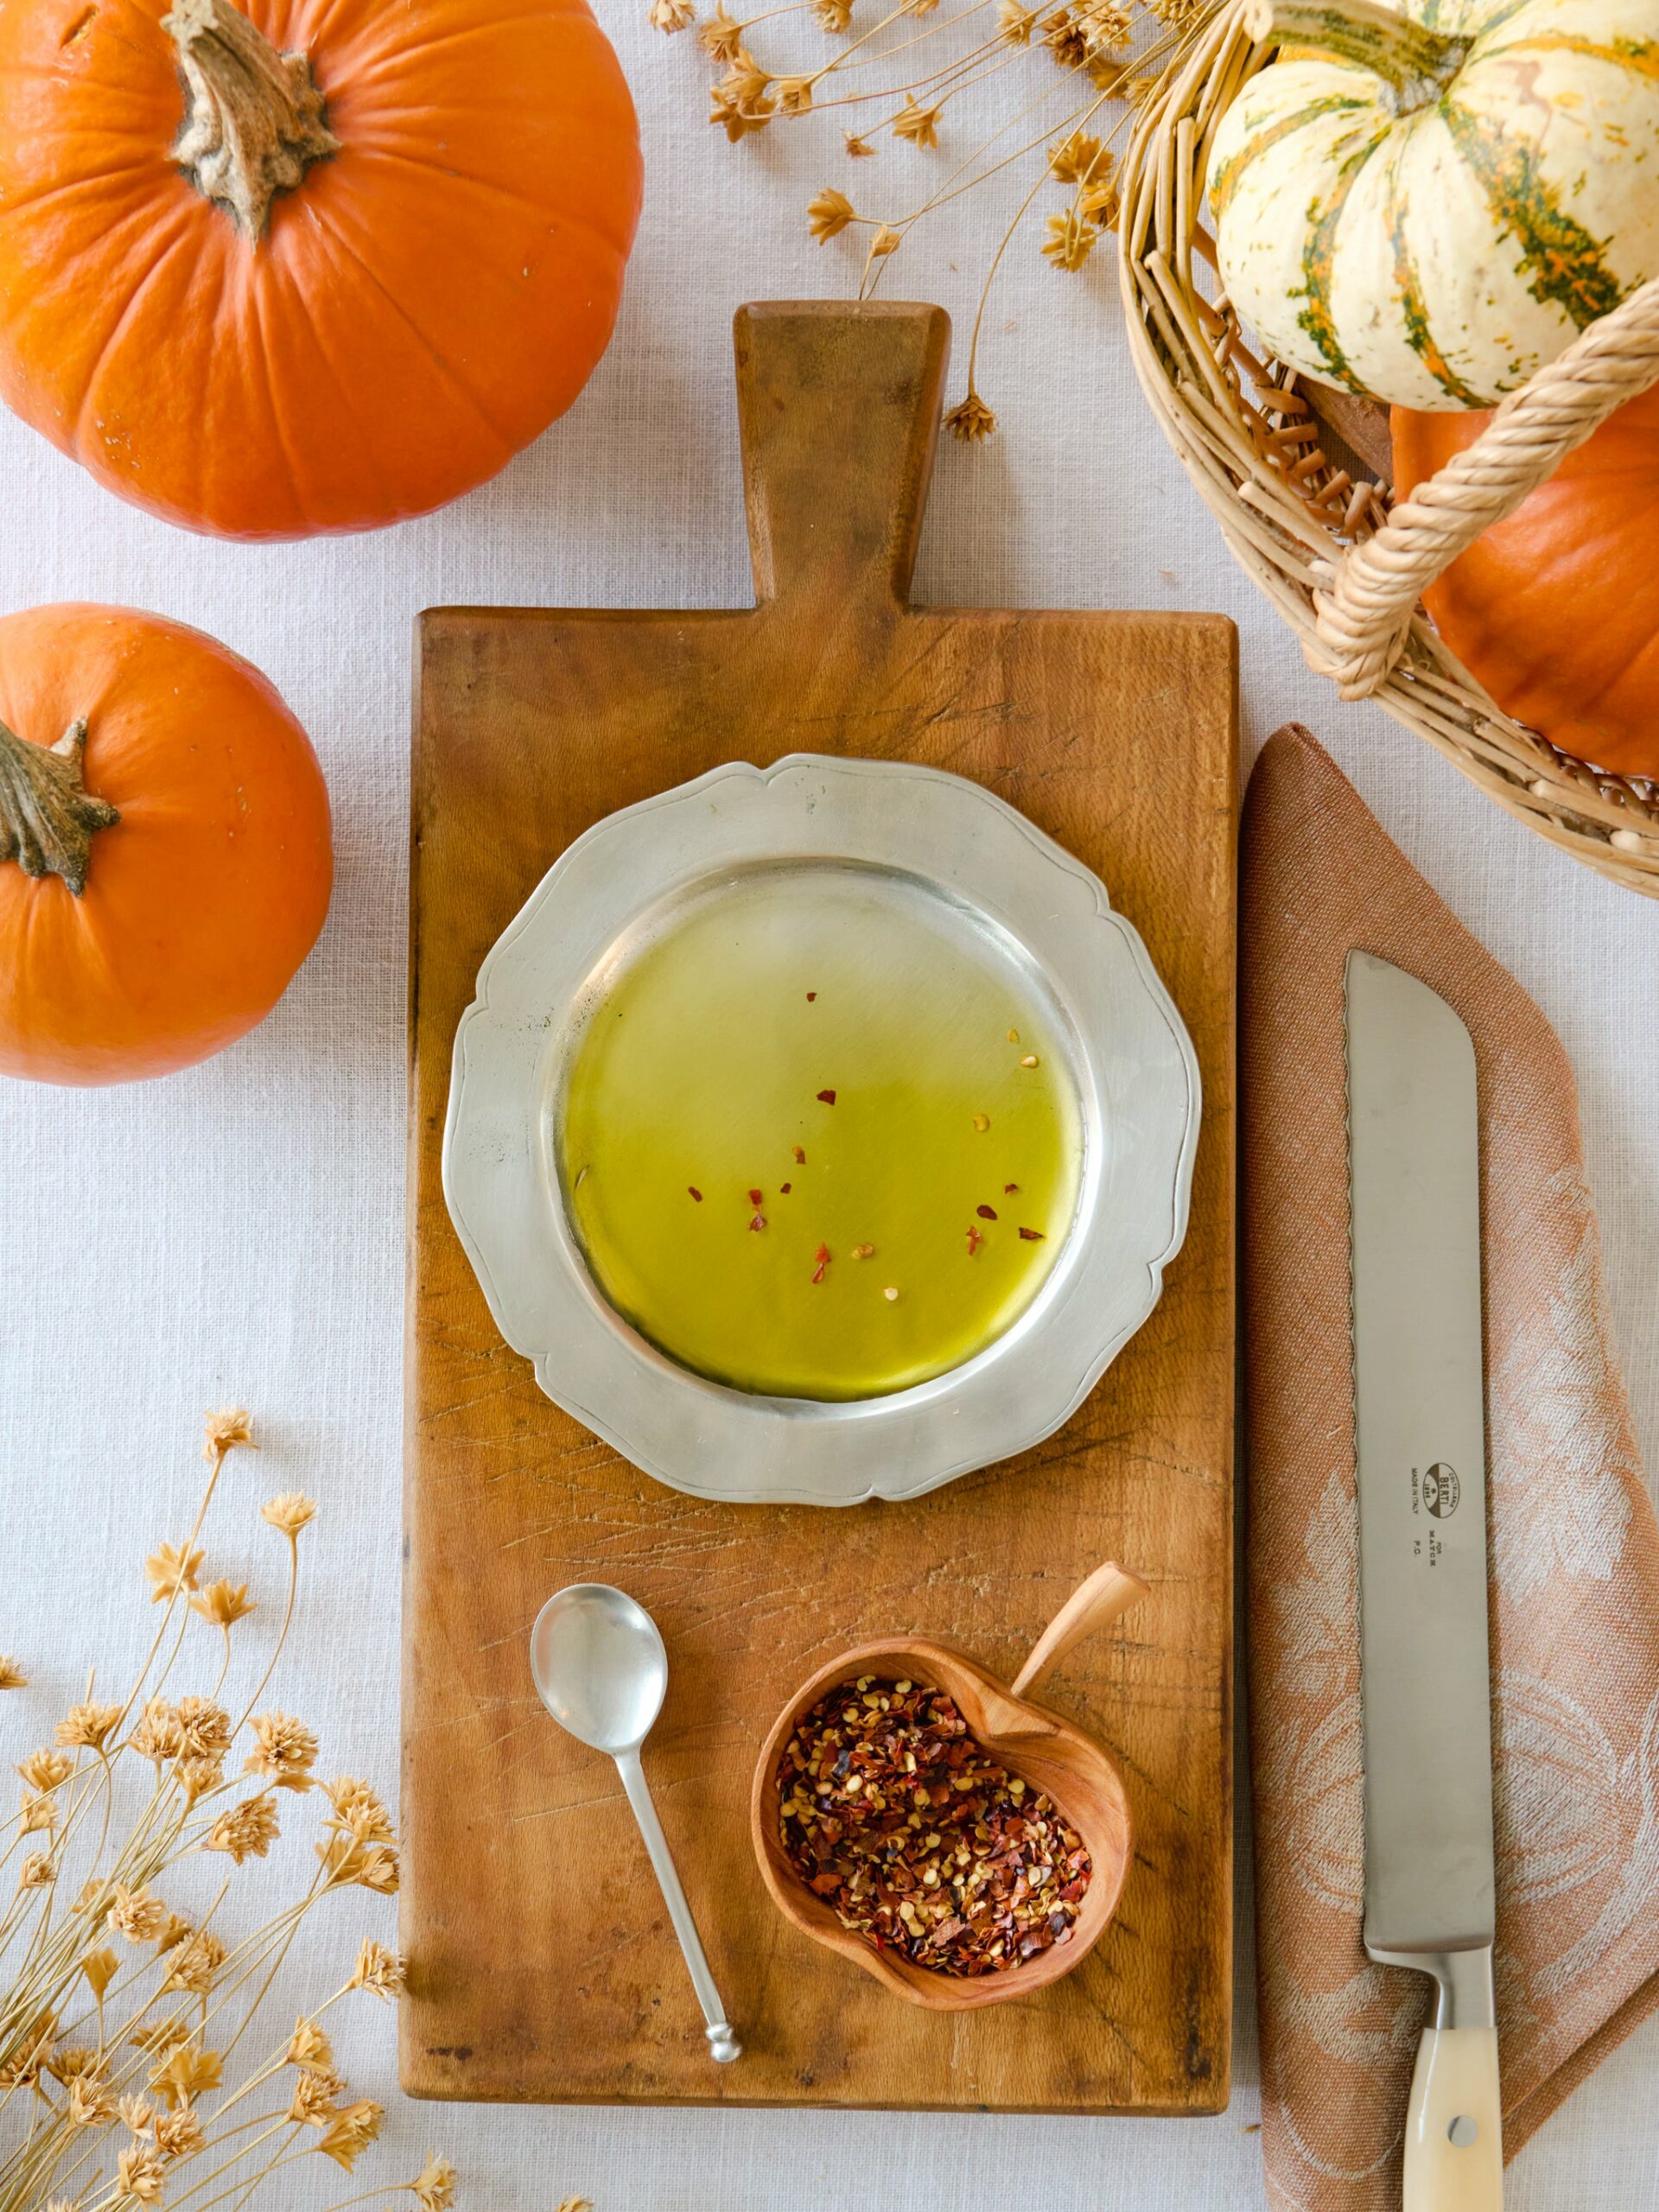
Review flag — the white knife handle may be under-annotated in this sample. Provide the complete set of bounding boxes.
[1403,2025,1502,2212]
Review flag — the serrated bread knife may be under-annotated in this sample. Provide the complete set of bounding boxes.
[1345,951,1503,2212]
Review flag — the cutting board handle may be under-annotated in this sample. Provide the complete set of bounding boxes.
[734,301,950,616]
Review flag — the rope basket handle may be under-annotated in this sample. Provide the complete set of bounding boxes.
[1309,273,1659,700]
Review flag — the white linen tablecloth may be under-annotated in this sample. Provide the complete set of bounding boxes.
[2,10,1656,2206]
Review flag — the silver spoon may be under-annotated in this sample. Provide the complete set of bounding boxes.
[530,1583,741,2064]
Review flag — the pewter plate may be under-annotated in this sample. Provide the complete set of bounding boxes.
[442,754,1200,1506]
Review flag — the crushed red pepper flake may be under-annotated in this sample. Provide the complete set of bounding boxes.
[750,1213,767,1232]
[811,1243,831,1284]
[807,991,817,1001]
[1004,1182,1020,1194]
[777,1676,1090,1978]
[781,1182,792,1194]
[966,1224,984,1256]
[1019,1226,1045,1242]
[688,1186,703,1202]
[748,1188,765,1207]
[792,1146,806,1164]
[817,1089,836,1105]
[976,1205,998,1222]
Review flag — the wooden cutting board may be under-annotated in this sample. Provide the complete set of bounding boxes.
[402,301,1237,2113]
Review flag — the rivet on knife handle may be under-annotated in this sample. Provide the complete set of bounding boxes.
[1402,2015,1503,2210]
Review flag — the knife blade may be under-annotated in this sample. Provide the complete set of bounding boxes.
[1345,950,1503,2212]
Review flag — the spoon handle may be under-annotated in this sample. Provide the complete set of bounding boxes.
[614,1747,742,2063]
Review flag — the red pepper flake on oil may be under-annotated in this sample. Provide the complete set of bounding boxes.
[776,1676,1091,1979]
[688,1186,703,1203]
[1004,1182,1020,1194]
[748,1188,765,1207]
[966,1224,984,1257]
[792,1146,806,1165]
[817,1089,836,1105]
[852,1243,875,1260]
[806,991,817,1001]
[781,1182,792,1195]
[976,1205,997,1222]
[1018,1226,1045,1242]
[749,1214,767,1232]
[811,1243,831,1284]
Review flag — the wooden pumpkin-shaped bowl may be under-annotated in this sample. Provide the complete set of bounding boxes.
[749,1564,1141,2011]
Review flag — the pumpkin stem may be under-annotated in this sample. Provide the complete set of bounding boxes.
[0,719,119,898]
[1243,0,1468,102]
[163,0,339,241]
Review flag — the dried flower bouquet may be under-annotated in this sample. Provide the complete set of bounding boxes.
[0,1412,455,2212]
[650,0,1217,429]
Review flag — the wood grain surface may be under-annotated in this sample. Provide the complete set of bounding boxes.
[402,301,1237,2113]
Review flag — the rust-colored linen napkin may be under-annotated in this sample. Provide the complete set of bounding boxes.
[1242,726,1659,2211]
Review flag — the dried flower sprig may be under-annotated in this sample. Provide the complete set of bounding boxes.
[652,0,1217,432]
[0,1411,463,2212]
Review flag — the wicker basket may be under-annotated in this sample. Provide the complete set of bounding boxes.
[1118,0,1659,897]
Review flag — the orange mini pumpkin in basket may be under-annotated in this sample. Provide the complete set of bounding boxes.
[0,0,642,539]
[0,603,332,1085]
[1392,391,1659,785]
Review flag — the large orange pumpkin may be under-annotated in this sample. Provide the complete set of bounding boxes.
[1392,391,1659,782]
[0,604,332,1084]
[0,0,642,540]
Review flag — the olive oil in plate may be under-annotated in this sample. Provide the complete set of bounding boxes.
[557,866,1083,1400]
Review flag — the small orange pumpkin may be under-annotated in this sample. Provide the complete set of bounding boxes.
[0,604,332,1084]
[0,0,642,539]
[1392,391,1659,783]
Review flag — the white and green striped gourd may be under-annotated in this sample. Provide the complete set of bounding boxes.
[1205,0,1659,409]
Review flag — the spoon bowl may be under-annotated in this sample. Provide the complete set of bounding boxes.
[530,1582,668,1754]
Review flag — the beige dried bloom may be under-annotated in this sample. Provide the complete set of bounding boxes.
[246,1710,317,1789]
[119,2094,156,2135]
[317,2099,385,2171]
[130,1698,183,1761]
[0,1655,27,1688]
[350,1938,405,2000]
[807,187,856,242]
[144,1543,205,1604]
[174,1696,232,1759]
[775,74,814,114]
[18,1746,73,1792]
[649,0,696,26]
[1042,206,1096,268]
[49,2044,100,2082]
[844,130,874,156]
[153,2041,223,2110]
[868,224,902,257]
[1049,128,1103,181]
[111,1885,168,1942]
[324,1775,396,1843]
[260,1491,316,1538]
[175,1756,224,1805]
[997,0,1039,41]
[710,80,772,138]
[1074,0,1131,47]
[83,1946,120,2001]
[67,2069,118,2126]
[287,2016,335,2071]
[188,1579,256,1630]
[1079,175,1121,229]
[20,1850,54,1887]
[204,1791,279,1865]
[202,1407,254,1459]
[0,2012,54,2087]
[116,2144,167,2202]
[20,1791,57,1834]
[697,1,745,59]
[289,2067,344,2125]
[130,2019,193,2053]
[155,2106,205,2161]
[318,1833,401,1893]
[412,2157,460,2211]
[892,92,941,147]
[161,1929,226,1994]
[944,392,997,442]
[58,1699,124,1751]
[814,0,852,25]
